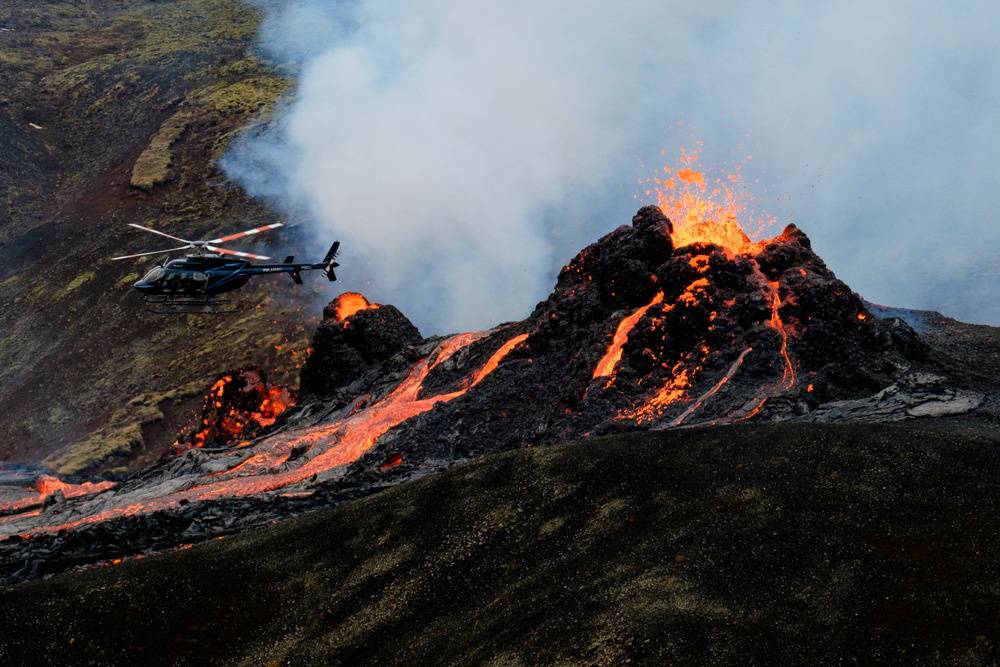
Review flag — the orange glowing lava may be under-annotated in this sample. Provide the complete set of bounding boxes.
[188,331,527,498]
[688,255,711,274]
[333,292,379,321]
[253,386,293,427]
[767,281,796,391]
[378,452,405,471]
[469,333,530,386]
[3,330,531,536]
[174,370,294,453]
[620,363,691,424]
[0,475,116,514]
[593,292,664,380]
[648,146,775,255]
[669,347,753,427]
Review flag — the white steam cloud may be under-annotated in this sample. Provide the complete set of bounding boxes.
[225,1,1000,331]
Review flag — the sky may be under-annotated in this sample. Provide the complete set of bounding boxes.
[224,0,1000,333]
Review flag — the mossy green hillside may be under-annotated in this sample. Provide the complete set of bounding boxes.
[0,1,314,472]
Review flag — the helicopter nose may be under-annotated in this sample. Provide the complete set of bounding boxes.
[133,280,152,291]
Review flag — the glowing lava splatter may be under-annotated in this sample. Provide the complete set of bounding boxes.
[333,292,379,321]
[766,280,796,391]
[173,367,294,454]
[669,347,753,427]
[620,363,692,424]
[601,146,796,424]
[648,145,776,255]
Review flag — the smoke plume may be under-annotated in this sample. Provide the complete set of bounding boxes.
[225,0,1000,331]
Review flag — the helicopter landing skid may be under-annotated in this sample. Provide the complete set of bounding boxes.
[142,295,238,315]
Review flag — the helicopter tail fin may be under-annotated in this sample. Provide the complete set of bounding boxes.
[284,255,294,264]
[323,241,340,263]
[323,241,340,282]
[289,269,303,285]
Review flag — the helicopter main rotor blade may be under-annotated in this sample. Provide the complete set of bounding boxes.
[206,222,284,245]
[111,245,192,261]
[128,223,193,244]
[205,245,271,261]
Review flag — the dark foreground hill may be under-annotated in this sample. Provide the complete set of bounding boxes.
[2,420,998,665]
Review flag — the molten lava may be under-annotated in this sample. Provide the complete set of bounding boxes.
[378,452,405,472]
[0,475,116,514]
[0,185,928,582]
[253,386,294,427]
[669,347,753,427]
[7,330,531,534]
[649,146,775,255]
[593,291,664,380]
[333,292,379,321]
[766,280,796,391]
[173,368,294,454]
[610,278,718,423]
[469,333,530,386]
[620,363,692,424]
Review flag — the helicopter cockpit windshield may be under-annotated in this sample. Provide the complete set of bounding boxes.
[142,266,167,285]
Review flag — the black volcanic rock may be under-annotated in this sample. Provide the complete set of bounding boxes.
[553,204,674,307]
[333,207,932,476]
[300,301,422,398]
[300,207,928,470]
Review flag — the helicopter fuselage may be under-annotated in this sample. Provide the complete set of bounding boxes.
[133,254,334,297]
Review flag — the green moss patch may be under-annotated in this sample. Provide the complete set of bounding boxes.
[129,110,193,191]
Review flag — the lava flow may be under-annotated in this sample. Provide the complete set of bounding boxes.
[593,148,797,425]
[669,347,753,427]
[609,278,718,424]
[620,364,692,424]
[2,330,531,535]
[766,280,796,391]
[592,291,664,381]
[0,476,116,514]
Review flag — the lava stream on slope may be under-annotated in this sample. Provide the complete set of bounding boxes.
[0,330,530,537]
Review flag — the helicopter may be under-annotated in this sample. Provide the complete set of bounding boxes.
[112,222,339,313]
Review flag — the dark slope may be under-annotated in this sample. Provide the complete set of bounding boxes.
[0,1,315,475]
[3,421,999,666]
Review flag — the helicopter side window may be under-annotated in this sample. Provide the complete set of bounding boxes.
[165,271,184,291]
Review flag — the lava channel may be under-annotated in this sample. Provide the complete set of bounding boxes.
[1,331,530,538]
